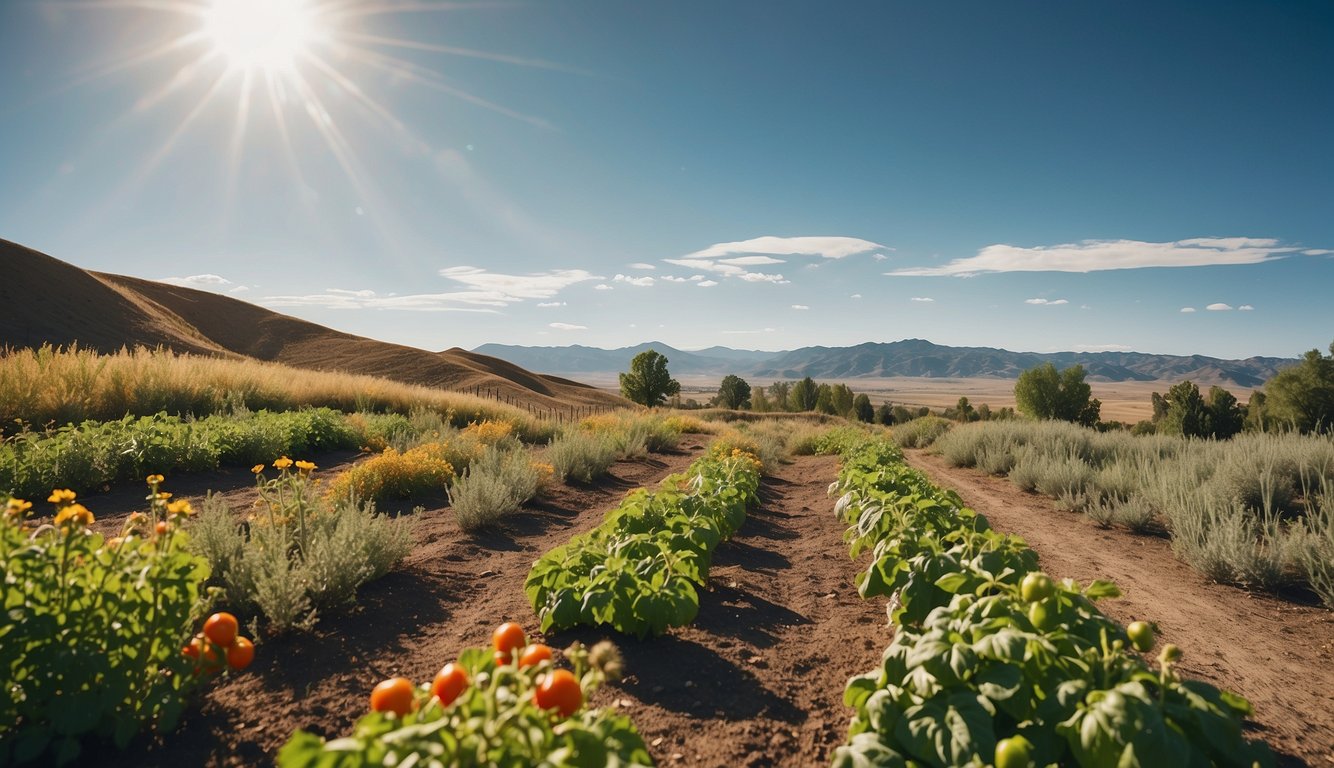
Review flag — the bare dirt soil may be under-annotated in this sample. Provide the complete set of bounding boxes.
[89,442,888,767]
[905,449,1334,767]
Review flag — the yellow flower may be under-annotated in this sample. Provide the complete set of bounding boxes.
[47,489,77,506]
[251,464,265,474]
[274,456,294,470]
[146,474,164,486]
[4,498,33,523]
[295,460,317,473]
[54,503,94,529]
[123,511,149,536]
[167,499,194,518]
[154,491,173,501]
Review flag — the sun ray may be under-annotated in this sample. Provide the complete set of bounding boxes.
[341,32,594,75]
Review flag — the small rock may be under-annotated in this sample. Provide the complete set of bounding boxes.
[651,737,664,747]
[671,753,684,761]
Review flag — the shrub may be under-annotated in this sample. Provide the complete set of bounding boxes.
[448,448,543,532]
[189,460,413,634]
[546,430,619,484]
[890,415,952,448]
[325,442,460,504]
[1,483,213,765]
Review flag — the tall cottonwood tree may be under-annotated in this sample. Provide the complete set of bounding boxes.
[619,350,680,407]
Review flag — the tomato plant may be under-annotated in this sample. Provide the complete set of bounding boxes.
[369,678,415,717]
[278,636,650,767]
[825,438,1273,768]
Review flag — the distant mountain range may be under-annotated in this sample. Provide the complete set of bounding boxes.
[472,339,1297,387]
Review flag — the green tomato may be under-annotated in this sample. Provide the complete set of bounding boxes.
[1126,621,1155,652]
[1027,599,1056,631]
[1020,572,1054,603]
[995,735,1035,768]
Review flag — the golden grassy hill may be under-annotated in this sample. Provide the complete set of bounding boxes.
[0,238,624,411]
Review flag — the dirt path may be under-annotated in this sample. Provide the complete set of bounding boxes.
[568,453,887,767]
[905,449,1334,767]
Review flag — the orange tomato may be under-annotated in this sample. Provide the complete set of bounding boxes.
[370,677,416,717]
[155,521,170,536]
[227,637,255,671]
[188,634,224,675]
[431,663,468,707]
[493,650,511,668]
[533,669,582,718]
[203,612,239,647]
[492,622,527,660]
[518,643,553,669]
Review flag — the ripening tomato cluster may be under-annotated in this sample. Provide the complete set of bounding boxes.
[367,622,584,720]
[182,611,254,675]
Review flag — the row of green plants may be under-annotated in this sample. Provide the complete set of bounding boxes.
[0,407,431,500]
[279,622,653,767]
[1,482,254,766]
[524,442,762,637]
[824,437,1272,768]
[930,420,1334,607]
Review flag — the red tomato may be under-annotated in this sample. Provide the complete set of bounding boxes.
[431,663,468,707]
[518,644,553,668]
[226,637,255,671]
[203,612,239,647]
[370,677,415,717]
[533,669,582,718]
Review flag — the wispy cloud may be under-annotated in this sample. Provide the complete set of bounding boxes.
[698,280,719,288]
[910,297,934,303]
[549,322,586,331]
[1206,302,1233,311]
[613,274,655,287]
[791,304,810,310]
[1025,298,1069,306]
[160,273,250,294]
[739,272,788,283]
[1239,304,1254,311]
[594,284,613,291]
[536,301,566,308]
[851,293,863,299]
[666,235,887,284]
[628,262,656,270]
[722,327,777,335]
[263,266,600,311]
[1303,249,1333,256]
[1180,307,1197,313]
[890,237,1301,277]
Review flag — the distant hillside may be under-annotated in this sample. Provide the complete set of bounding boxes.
[475,339,1295,388]
[0,238,625,410]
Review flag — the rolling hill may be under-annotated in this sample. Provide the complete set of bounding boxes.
[474,339,1295,388]
[0,238,625,410]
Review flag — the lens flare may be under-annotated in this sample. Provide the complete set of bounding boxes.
[204,0,317,72]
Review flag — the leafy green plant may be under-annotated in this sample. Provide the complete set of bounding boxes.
[525,447,761,637]
[277,633,652,767]
[1,482,214,765]
[825,437,1272,767]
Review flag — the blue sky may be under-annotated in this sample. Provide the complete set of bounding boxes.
[1,0,1330,359]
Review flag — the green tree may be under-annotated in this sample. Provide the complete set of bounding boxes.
[1244,391,1267,432]
[716,374,752,410]
[769,381,792,412]
[853,394,875,423]
[952,396,977,422]
[830,384,855,417]
[619,350,681,407]
[1206,386,1245,439]
[814,384,836,415]
[976,403,992,421]
[1263,341,1334,433]
[1160,381,1209,437]
[891,405,916,424]
[1014,363,1101,426]
[750,387,772,413]
[875,403,894,425]
[789,377,819,411]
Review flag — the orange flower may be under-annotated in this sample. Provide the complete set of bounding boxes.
[146,474,165,486]
[167,499,194,518]
[4,498,33,523]
[295,460,317,473]
[251,464,265,474]
[47,489,77,506]
[273,456,294,470]
[54,503,94,529]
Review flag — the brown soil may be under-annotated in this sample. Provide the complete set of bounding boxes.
[905,449,1334,767]
[90,442,887,767]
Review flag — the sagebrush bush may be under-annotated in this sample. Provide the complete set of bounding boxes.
[547,430,620,484]
[325,442,463,503]
[891,415,952,448]
[189,461,413,634]
[448,447,543,531]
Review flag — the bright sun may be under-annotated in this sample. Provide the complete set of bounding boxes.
[204,0,317,72]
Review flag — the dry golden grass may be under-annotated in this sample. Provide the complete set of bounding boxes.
[0,345,554,440]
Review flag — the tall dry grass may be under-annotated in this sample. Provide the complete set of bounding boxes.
[932,420,1334,604]
[0,345,553,440]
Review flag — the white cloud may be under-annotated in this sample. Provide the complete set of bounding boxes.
[686,235,889,261]
[613,274,655,287]
[160,274,250,294]
[689,275,706,282]
[697,280,719,288]
[851,293,863,299]
[263,266,600,311]
[890,237,1300,277]
[1025,298,1069,306]
[873,253,889,261]
[791,304,810,310]
[1239,304,1254,311]
[548,322,587,331]
[1180,307,1197,313]
[910,297,935,303]
[660,275,689,283]
[1206,303,1233,311]
[722,327,777,335]
[536,301,566,308]
[1073,344,1134,352]
[718,255,786,267]
[1303,249,1333,256]
[628,262,656,270]
[739,272,789,283]
[594,284,613,291]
